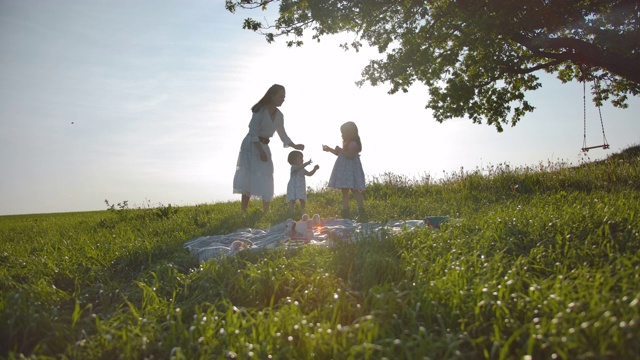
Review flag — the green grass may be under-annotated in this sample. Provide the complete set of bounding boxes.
[1,145,639,359]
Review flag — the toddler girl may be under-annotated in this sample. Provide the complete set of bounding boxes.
[286,150,319,212]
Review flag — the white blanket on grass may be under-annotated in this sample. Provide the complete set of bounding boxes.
[183,219,432,262]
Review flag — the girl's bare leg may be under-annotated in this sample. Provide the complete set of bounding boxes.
[341,188,350,211]
[339,188,351,218]
[262,200,270,213]
[353,189,364,210]
[288,200,295,212]
[300,199,306,211]
[241,194,250,213]
[353,190,366,221]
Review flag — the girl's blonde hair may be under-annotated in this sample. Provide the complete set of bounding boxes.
[288,150,303,165]
[341,121,362,152]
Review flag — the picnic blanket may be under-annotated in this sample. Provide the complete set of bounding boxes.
[183,216,449,262]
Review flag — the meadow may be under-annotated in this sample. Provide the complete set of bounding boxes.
[1,145,639,359]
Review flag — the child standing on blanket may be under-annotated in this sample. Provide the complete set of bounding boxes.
[323,121,366,219]
[287,150,319,212]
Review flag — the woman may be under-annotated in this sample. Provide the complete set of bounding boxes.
[233,84,304,213]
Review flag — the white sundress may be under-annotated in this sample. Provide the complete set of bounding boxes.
[232,107,293,201]
[287,164,308,202]
[328,141,365,190]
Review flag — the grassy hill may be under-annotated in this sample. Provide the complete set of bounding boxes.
[1,145,639,359]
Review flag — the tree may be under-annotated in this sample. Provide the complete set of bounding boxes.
[226,0,640,131]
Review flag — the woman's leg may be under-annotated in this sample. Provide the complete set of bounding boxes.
[241,194,250,212]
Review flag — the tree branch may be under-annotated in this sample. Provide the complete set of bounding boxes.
[513,34,640,83]
[506,59,564,75]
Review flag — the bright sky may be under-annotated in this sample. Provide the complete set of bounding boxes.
[1,1,639,216]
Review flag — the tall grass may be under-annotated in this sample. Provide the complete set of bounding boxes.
[1,145,639,359]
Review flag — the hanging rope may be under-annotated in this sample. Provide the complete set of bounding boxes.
[581,65,610,152]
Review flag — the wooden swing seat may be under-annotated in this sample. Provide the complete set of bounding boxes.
[581,144,610,152]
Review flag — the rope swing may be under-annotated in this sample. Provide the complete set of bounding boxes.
[580,65,610,152]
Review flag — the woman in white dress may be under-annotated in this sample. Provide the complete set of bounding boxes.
[233,84,304,213]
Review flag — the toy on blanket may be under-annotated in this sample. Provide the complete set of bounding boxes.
[423,216,449,229]
[229,239,252,253]
[285,213,322,238]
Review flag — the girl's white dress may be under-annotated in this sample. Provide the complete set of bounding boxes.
[233,107,293,201]
[328,141,365,190]
[287,164,308,202]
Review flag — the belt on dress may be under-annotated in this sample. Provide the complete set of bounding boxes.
[258,137,270,144]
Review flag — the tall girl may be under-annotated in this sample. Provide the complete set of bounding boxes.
[322,121,365,218]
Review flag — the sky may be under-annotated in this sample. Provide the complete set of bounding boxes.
[1,0,639,216]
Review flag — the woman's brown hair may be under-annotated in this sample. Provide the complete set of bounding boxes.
[251,84,285,113]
